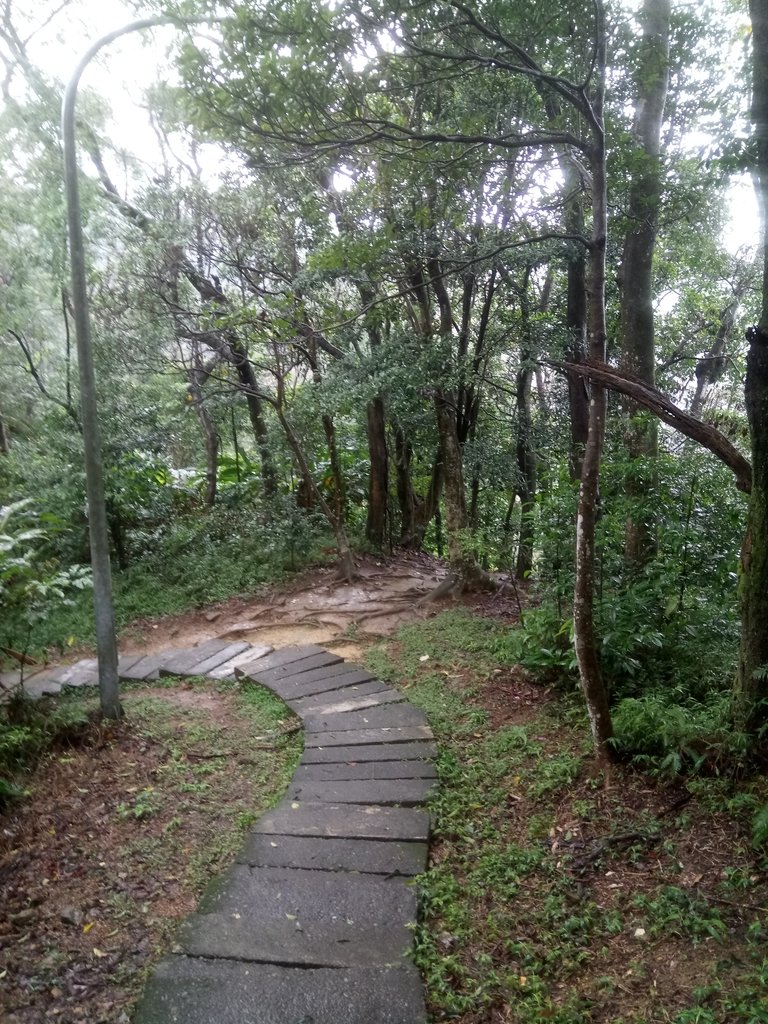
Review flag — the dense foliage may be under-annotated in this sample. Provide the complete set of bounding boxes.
[0,0,764,764]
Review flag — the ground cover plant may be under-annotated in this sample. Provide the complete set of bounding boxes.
[367,610,768,1024]
[0,675,301,1023]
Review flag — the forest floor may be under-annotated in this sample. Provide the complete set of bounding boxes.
[2,562,766,1023]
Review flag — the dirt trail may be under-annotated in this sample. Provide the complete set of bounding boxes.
[120,552,454,661]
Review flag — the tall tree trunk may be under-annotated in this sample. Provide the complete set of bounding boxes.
[515,271,537,578]
[619,0,671,566]
[366,397,389,547]
[565,195,591,480]
[737,0,768,734]
[429,257,479,578]
[573,3,615,759]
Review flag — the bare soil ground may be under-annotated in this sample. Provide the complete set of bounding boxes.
[118,551,456,663]
[0,680,300,1024]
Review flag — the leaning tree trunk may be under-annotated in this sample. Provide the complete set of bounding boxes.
[619,0,671,566]
[573,3,615,759]
[0,411,9,454]
[737,0,768,734]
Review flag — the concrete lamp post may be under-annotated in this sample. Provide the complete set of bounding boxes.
[62,15,212,718]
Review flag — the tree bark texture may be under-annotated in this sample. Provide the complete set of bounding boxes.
[619,0,671,565]
[738,0,768,731]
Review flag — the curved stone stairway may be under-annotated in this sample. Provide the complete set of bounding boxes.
[19,640,435,1023]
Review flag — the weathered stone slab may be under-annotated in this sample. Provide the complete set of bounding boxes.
[301,740,437,764]
[178,864,415,966]
[207,644,273,679]
[117,654,145,676]
[294,760,438,782]
[250,651,344,686]
[288,777,436,806]
[120,649,187,681]
[303,703,428,733]
[180,642,251,677]
[253,801,430,841]
[289,688,404,717]
[235,644,325,678]
[134,958,426,1024]
[178,909,412,966]
[47,658,97,686]
[305,725,433,747]
[236,833,428,875]
[282,672,385,704]
[158,639,232,677]
[22,671,62,698]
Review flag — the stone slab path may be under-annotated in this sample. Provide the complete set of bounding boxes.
[7,642,434,1023]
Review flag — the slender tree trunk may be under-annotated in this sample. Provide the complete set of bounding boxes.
[0,411,9,454]
[275,402,355,581]
[515,272,537,578]
[619,0,671,566]
[737,0,768,734]
[322,411,347,524]
[232,348,277,499]
[188,382,218,506]
[366,397,389,547]
[573,4,615,759]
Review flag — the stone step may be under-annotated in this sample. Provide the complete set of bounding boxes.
[302,703,428,733]
[288,776,436,806]
[176,865,415,967]
[294,760,438,782]
[134,958,426,1024]
[288,687,404,716]
[304,725,433,747]
[235,644,327,678]
[207,644,273,679]
[250,650,344,685]
[301,740,437,764]
[236,833,428,875]
[281,670,383,701]
[158,639,233,677]
[253,800,430,842]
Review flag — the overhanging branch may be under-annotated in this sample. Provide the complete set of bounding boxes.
[550,359,752,493]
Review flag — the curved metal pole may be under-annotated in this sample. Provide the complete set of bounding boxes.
[61,16,196,718]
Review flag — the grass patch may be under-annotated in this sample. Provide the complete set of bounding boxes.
[367,610,768,1024]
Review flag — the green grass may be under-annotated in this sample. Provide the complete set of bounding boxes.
[366,609,768,1024]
